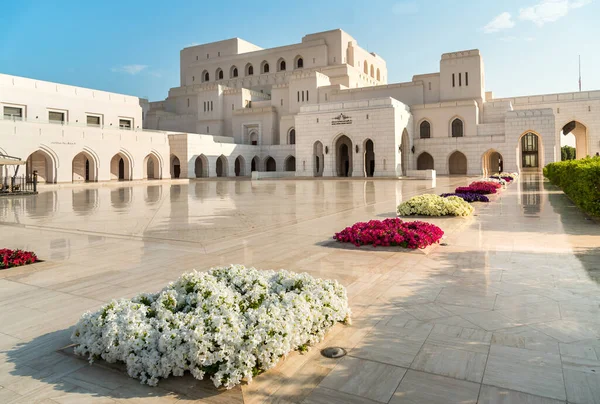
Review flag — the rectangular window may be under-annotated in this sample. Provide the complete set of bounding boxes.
[206,53,209,59]
[452,73,455,87]
[280,99,283,106]
[428,82,431,91]
[465,72,469,86]
[302,91,304,102]
[187,98,190,108]
[211,101,213,111]
[313,58,315,63]
[49,111,65,123]
[218,52,220,57]
[119,118,132,129]
[206,126,209,133]
[459,73,462,87]
[232,104,234,110]
[3,106,23,120]
[306,91,309,102]
[297,91,300,102]
[325,93,328,101]
[86,115,101,126]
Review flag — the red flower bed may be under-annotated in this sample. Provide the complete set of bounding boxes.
[0,249,38,269]
[333,218,444,249]
[456,181,501,195]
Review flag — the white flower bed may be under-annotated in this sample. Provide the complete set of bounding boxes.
[487,177,507,186]
[71,265,351,389]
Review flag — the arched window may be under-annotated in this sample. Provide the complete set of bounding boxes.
[202,70,209,82]
[451,118,464,137]
[417,152,434,170]
[289,128,296,145]
[216,68,223,80]
[246,63,254,76]
[377,68,381,81]
[261,61,270,73]
[296,57,303,69]
[230,66,238,78]
[278,59,286,71]
[370,65,374,78]
[420,121,431,139]
[364,61,368,74]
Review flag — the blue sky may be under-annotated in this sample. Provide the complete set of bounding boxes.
[1,0,598,101]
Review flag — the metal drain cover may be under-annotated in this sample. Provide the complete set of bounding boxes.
[321,347,347,358]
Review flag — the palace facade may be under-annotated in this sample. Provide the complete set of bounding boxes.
[1,29,599,183]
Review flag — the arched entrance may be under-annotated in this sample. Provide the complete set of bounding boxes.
[195,155,208,178]
[401,129,409,176]
[216,155,228,177]
[416,152,434,170]
[144,153,160,179]
[561,121,588,159]
[26,150,55,183]
[448,151,468,175]
[110,153,131,181]
[265,156,276,172]
[313,141,324,177]
[235,156,245,176]
[171,155,181,179]
[364,139,375,177]
[72,151,97,182]
[335,135,352,177]
[284,156,296,172]
[482,150,503,176]
[520,132,540,169]
[251,156,260,172]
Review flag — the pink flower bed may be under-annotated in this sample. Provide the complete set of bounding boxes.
[0,249,38,269]
[333,218,444,249]
[456,181,501,195]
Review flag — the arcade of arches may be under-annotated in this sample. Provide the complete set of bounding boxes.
[561,120,588,159]
[144,154,160,180]
[195,155,209,178]
[448,151,467,175]
[364,139,375,177]
[265,156,276,172]
[235,156,245,176]
[26,150,55,183]
[110,153,131,181]
[313,141,324,177]
[216,155,228,177]
[482,150,503,176]
[417,152,434,170]
[285,156,296,172]
[335,135,352,177]
[72,152,97,182]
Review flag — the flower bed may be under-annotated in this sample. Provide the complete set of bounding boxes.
[397,194,474,217]
[486,177,507,186]
[0,249,38,269]
[71,265,351,389]
[441,193,490,203]
[333,218,444,248]
[456,181,500,195]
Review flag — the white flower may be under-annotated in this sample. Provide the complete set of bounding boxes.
[397,194,474,217]
[71,265,351,389]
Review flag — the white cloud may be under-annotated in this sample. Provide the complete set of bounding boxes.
[111,64,148,75]
[392,1,418,15]
[499,36,536,42]
[519,0,592,27]
[483,12,516,33]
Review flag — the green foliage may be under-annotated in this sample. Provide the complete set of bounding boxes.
[561,146,576,161]
[543,156,600,217]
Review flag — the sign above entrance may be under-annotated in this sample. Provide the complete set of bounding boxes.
[331,113,352,126]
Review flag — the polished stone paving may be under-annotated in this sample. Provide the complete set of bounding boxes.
[0,174,599,403]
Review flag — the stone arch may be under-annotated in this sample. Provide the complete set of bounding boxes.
[143,152,161,180]
[313,141,324,177]
[370,65,374,78]
[72,150,98,182]
[363,60,368,74]
[110,151,133,181]
[265,156,276,172]
[251,156,260,172]
[334,134,353,177]
[560,120,589,159]
[216,155,228,177]
[401,129,410,176]
[417,152,434,170]
[277,58,286,71]
[448,151,468,175]
[377,68,381,81]
[294,55,304,69]
[519,131,543,170]
[235,155,246,176]
[249,131,258,146]
[26,149,56,183]
[230,65,238,78]
[215,68,223,80]
[201,70,209,82]
[363,138,375,177]
[171,155,181,179]
[284,155,296,172]
[450,116,465,138]
[245,63,254,76]
[482,149,504,176]
[194,154,209,178]
[261,60,270,74]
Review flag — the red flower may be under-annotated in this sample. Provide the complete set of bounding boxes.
[0,249,38,269]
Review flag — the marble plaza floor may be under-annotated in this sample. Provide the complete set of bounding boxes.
[0,174,599,403]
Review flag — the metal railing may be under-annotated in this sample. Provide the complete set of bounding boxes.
[0,174,38,194]
[0,115,167,134]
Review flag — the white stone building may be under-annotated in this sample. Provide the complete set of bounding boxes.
[1,28,598,183]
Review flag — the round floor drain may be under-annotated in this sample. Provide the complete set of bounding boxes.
[321,347,347,358]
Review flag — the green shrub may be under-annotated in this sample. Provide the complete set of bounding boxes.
[543,156,600,216]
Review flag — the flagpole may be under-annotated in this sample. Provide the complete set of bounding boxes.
[579,55,582,92]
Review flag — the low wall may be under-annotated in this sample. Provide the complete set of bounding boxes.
[406,169,436,179]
